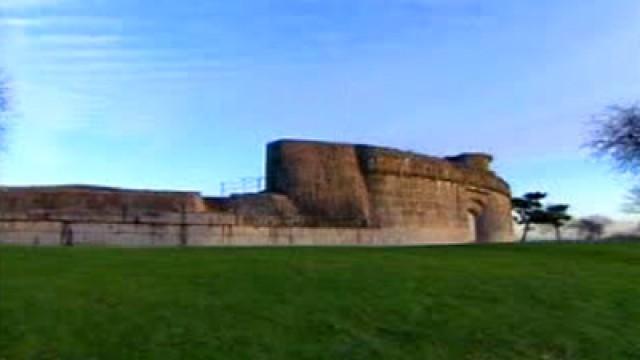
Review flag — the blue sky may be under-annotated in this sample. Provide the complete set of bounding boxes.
[1,0,639,219]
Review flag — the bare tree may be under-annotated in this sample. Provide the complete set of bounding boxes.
[588,104,640,173]
[622,185,640,214]
[588,103,640,214]
[570,216,612,240]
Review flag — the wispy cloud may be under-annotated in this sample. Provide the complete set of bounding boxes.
[0,15,128,30]
[34,34,122,46]
[0,0,68,10]
[33,60,234,78]
[0,18,43,28]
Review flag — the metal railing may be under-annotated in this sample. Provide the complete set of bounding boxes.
[218,177,265,196]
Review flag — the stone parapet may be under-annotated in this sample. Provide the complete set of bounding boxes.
[356,145,510,196]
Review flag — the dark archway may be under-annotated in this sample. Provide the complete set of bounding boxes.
[467,211,480,242]
[466,197,487,243]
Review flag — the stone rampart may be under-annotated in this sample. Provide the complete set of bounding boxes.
[0,185,206,214]
[0,139,514,246]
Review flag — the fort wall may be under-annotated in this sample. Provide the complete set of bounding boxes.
[0,186,206,214]
[0,213,472,247]
[0,139,514,246]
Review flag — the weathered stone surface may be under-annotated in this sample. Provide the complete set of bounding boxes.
[224,193,302,226]
[266,140,372,226]
[0,139,514,245]
[0,185,206,213]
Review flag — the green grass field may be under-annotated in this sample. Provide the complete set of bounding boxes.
[1,242,639,360]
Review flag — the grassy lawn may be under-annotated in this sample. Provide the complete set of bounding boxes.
[1,242,639,360]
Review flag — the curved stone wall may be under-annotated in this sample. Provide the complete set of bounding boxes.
[267,140,513,242]
[266,140,371,226]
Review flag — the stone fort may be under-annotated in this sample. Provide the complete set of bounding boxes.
[0,139,513,246]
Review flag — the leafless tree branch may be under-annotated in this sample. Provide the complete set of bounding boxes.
[587,104,640,174]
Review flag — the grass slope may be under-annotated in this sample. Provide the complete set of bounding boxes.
[1,243,639,360]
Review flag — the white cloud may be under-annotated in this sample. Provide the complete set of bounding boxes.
[0,15,126,30]
[0,17,43,28]
[0,0,68,10]
[34,34,121,46]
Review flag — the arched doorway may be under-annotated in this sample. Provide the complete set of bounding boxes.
[466,197,486,243]
[467,210,481,242]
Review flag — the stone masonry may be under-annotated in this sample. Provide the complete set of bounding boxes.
[0,139,513,246]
